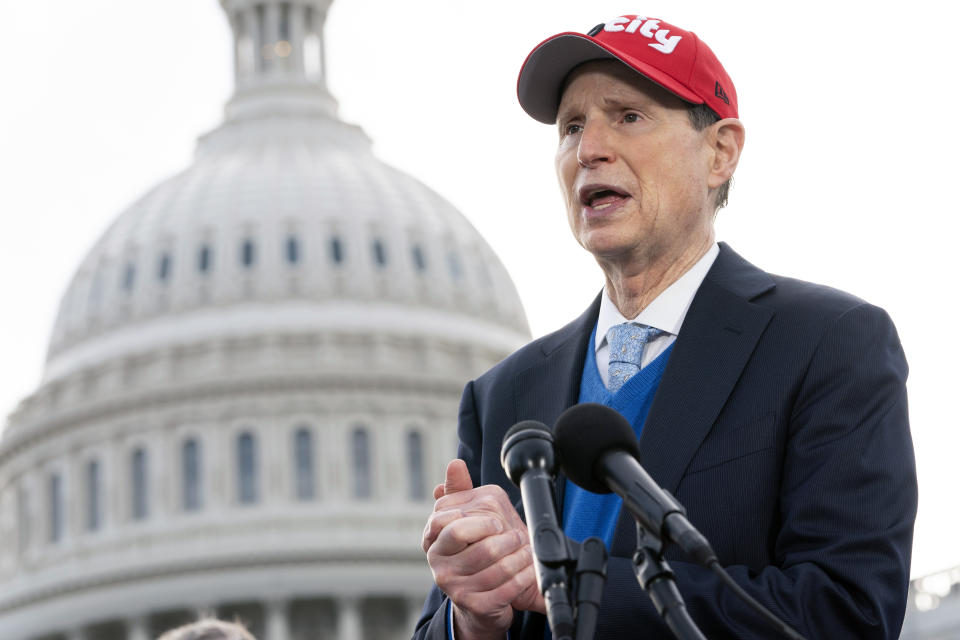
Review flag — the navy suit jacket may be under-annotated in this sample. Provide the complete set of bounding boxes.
[413,243,916,639]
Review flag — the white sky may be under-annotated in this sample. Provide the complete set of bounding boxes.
[1,0,957,579]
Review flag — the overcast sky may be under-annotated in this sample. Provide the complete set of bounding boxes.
[1,0,958,580]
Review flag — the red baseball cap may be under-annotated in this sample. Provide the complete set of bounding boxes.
[517,15,738,124]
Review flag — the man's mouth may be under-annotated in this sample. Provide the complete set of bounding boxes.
[579,185,630,211]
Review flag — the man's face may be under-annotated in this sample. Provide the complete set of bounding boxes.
[555,60,718,271]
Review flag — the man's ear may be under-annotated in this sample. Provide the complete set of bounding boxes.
[708,118,745,189]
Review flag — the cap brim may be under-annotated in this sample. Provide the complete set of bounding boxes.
[517,33,703,124]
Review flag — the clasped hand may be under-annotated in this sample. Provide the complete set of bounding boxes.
[421,459,546,639]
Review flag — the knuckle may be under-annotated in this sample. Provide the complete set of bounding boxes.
[446,525,468,546]
[477,493,500,512]
[511,566,532,593]
[494,555,518,582]
[432,565,452,587]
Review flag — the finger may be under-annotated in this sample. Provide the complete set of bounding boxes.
[429,516,504,557]
[446,532,533,593]
[445,559,539,623]
[510,567,546,614]
[444,459,474,495]
[433,483,445,500]
[421,508,464,553]
[435,486,522,530]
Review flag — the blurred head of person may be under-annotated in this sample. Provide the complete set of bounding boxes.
[155,618,256,640]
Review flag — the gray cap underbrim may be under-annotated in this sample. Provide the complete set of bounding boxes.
[517,34,620,124]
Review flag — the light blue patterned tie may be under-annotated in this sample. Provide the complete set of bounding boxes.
[606,323,664,393]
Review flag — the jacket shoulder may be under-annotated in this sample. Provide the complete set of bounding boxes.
[473,294,600,389]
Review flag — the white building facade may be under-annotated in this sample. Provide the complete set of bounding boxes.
[0,2,530,639]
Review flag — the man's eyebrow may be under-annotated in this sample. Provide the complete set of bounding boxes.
[556,107,574,122]
[598,92,649,109]
[556,89,652,124]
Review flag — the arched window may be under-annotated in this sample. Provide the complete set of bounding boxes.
[182,439,202,512]
[372,239,387,267]
[293,427,314,501]
[352,428,372,499]
[407,431,426,501]
[412,245,427,272]
[131,448,149,521]
[241,238,256,268]
[122,262,136,292]
[49,473,63,543]
[237,431,258,504]
[198,245,212,273]
[447,252,463,280]
[286,235,300,265]
[330,236,344,265]
[158,253,172,282]
[86,459,101,531]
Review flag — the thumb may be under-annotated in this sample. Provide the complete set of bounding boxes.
[442,458,474,496]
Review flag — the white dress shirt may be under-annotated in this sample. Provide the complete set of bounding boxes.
[595,244,719,387]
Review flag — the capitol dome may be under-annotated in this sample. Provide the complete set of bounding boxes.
[0,1,529,639]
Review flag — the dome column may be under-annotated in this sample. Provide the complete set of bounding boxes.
[263,2,280,75]
[265,599,290,640]
[336,596,362,640]
[289,3,306,75]
[126,615,150,640]
[194,603,217,622]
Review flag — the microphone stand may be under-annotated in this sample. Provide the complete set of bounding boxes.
[573,537,607,640]
[526,531,608,640]
[631,520,707,640]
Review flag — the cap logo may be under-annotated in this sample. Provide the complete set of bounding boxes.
[714,82,730,105]
[603,16,682,54]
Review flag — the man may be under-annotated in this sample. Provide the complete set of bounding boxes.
[413,15,916,640]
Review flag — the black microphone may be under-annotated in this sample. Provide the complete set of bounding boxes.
[500,420,574,640]
[554,403,808,640]
[553,403,716,566]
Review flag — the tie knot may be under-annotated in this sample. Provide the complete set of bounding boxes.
[607,323,662,363]
[606,323,663,393]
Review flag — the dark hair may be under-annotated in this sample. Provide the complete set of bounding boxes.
[686,103,731,212]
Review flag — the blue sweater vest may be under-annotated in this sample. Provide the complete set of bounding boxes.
[561,325,674,548]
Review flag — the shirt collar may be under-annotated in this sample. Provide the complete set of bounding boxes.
[595,243,720,352]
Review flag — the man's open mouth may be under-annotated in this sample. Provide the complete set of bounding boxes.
[579,185,630,210]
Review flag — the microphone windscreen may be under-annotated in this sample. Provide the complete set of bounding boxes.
[503,419,551,440]
[553,403,641,494]
[500,420,555,484]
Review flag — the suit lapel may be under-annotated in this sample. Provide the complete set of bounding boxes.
[514,294,600,427]
[609,244,775,557]
[638,244,775,494]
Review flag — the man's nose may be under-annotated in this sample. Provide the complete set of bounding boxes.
[576,121,615,168]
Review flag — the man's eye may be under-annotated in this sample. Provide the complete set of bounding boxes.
[564,123,583,136]
[622,113,641,123]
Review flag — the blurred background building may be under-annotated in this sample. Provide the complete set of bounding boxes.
[902,566,960,640]
[0,1,529,638]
